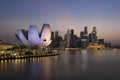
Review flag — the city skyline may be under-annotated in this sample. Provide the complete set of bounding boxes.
[0,0,120,44]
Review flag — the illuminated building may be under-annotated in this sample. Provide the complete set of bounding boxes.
[15,29,28,45]
[64,29,79,48]
[66,29,71,47]
[16,23,51,47]
[90,26,97,44]
[87,44,105,50]
[80,26,89,47]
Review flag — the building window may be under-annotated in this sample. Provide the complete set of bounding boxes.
[43,39,46,41]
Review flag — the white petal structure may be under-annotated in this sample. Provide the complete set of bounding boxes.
[39,24,52,46]
[17,29,29,45]
[28,25,41,45]
[16,23,52,46]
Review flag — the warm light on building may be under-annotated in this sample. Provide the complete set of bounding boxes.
[87,44,105,50]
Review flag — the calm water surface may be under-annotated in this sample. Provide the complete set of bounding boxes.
[0,50,120,80]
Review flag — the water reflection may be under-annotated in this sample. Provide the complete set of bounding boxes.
[80,50,89,70]
[0,50,120,80]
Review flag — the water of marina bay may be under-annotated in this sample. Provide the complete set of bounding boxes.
[0,50,120,80]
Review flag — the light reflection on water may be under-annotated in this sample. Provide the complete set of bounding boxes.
[0,50,120,80]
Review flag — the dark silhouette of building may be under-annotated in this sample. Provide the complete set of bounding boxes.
[80,31,85,39]
[51,31,54,40]
[80,26,89,48]
[70,29,74,47]
[89,26,97,44]
[64,29,71,47]
[50,31,63,48]
[105,42,112,48]
[0,40,4,44]
[55,31,58,39]
[49,31,55,48]
[51,26,107,49]
[98,39,104,44]
[84,26,88,34]
[64,29,79,48]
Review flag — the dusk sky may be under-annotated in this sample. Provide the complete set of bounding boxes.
[0,0,120,44]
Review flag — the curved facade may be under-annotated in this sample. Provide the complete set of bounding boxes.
[39,24,51,46]
[28,25,41,45]
[17,29,29,45]
[16,23,52,46]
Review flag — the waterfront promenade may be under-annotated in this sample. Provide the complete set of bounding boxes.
[0,50,59,60]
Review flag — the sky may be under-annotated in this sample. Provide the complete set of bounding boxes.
[0,0,120,44]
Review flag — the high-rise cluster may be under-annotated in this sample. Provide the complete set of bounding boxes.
[50,31,63,48]
[79,26,98,47]
[63,26,105,48]
[64,29,79,48]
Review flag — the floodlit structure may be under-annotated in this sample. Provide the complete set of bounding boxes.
[28,25,41,45]
[15,29,29,45]
[39,24,51,46]
[15,23,51,47]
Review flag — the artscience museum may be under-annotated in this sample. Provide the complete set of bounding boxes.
[15,23,52,47]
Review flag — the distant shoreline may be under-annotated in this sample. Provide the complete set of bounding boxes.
[64,47,120,50]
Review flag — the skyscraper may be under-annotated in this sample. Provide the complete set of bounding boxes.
[80,31,85,39]
[71,29,74,36]
[84,26,88,35]
[80,26,89,47]
[51,31,54,40]
[90,26,98,44]
[55,31,58,40]
[66,29,71,47]
[98,39,104,44]
[70,29,74,47]
[49,31,55,48]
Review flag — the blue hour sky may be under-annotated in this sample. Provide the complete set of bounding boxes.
[0,0,120,44]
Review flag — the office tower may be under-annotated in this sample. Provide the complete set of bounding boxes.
[52,31,63,48]
[80,31,85,39]
[80,26,89,48]
[55,31,58,39]
[84,26,88,35]
[70,29,74,47]
[64,34,67,47]
[49,31,55,48]
[91,26,97,44]
[71,29,74,36]
[51,31,54,41]
[89,33,92,43]
[67,29,71,47]
[98,39,104,44]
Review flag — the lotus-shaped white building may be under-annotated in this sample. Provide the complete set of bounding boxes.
[15,23,51,47]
